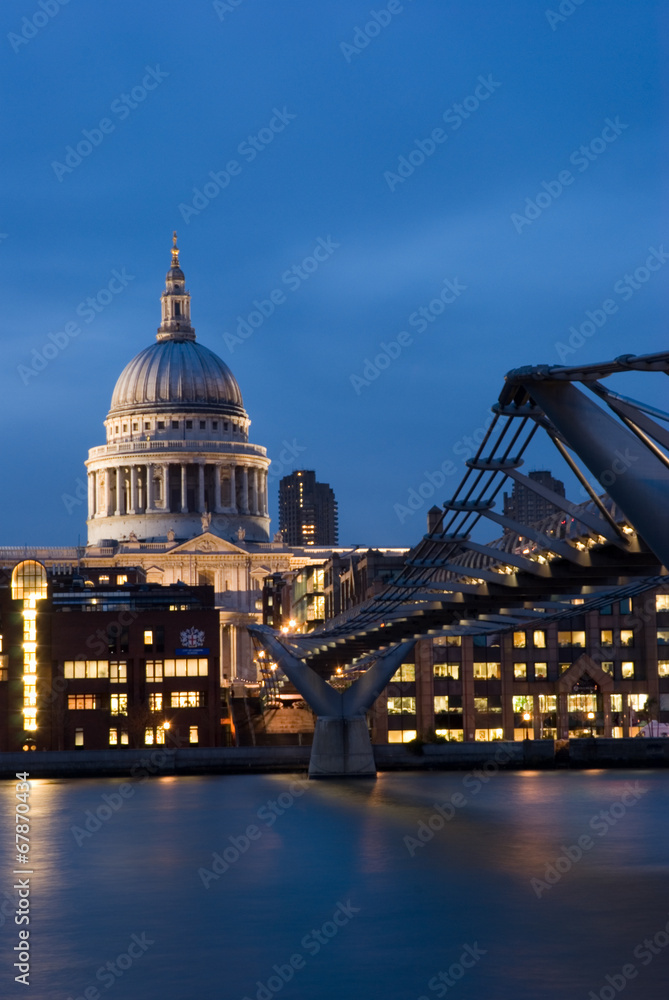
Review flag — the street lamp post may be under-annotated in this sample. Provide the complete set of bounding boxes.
[523,711,531,741]
[587,711,595,737]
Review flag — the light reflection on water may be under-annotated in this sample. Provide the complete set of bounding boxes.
[0,770,667,999]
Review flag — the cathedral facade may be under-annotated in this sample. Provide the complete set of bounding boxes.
[8,237,339,681]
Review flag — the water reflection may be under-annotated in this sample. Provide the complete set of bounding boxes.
[0,771,667,999]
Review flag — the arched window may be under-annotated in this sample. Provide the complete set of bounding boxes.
[11,561,47,601]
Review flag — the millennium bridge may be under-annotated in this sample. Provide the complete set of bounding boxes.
[251,349,669,775]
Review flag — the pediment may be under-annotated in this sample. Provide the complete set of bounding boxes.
[168,532,248,556]
[558,653,614,693]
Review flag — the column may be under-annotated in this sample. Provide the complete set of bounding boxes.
[87,472,95,519]
[240,466,249,514]
[129,466,138,515]
[230,465,237,512]
[146,463,155,512]
[181,464,188,513]
[160,463,169,509]
[198,462,205,512]
[249,468,257,515]
[114,466,122,516]
[105,470,114,517]
[214,464,222,513]
[262,471,268,516]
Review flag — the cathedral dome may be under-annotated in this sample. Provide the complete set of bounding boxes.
[109,339,245,417]
[107,232,246,419]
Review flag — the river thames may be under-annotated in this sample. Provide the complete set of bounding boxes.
[1,770,668,999]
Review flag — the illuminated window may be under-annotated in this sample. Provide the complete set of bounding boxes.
[434,664,459,679]
[473,662,500,679]
[148,693,163,710]
[658,662,669,677]
[533,630,546,648]
[620,630,634,647]
[600,630,613,646]
[656,594,669,611]
[64,660,110,679]
[560,663,571,674]
[170,691,202,708]
[387,697,416,714]
[109,661,127,684]
[189,726,199,744]
[513,695,532,712]
[538,695,556,712]
[109,729,118,745]
[657,630,669,645]
[621,661,635,679]
[110,694,128,715]
[146,661,163,681]
[12,560,48,601]
[161,658,208,677]
[434,696,449,712]
[534,663,548,678]
[144,630,153,645]
[628,694,647,712]
[474,697,489,712]
[435,729,464,741]
[568,694,597,712]
[514,663,527,679]
[512,633,526,649]
[475,728,503,741]
[601,662,613,674]
[67,695,98,710]
[75,728,84,747]
[99,575,109,583]
[433,635,461,647]
[391,664,415,682]
[117,575,128,586]
[558,631,586,647]
[611,694,623,711]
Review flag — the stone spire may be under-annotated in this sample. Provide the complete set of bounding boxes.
[157,231,196,342]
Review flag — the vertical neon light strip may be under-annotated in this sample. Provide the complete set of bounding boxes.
[22,597,39,730]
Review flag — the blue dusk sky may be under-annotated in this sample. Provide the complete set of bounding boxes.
[0,0,667,546]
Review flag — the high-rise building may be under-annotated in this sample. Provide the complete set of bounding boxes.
[279,471,338,546]
[503,470,566,526]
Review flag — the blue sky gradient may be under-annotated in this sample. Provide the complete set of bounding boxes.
[1,0,666,545]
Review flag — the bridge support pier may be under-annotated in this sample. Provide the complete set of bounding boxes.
[249,627,416,778]
[309,716,376,778]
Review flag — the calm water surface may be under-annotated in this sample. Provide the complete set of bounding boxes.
[0,770,668,999]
